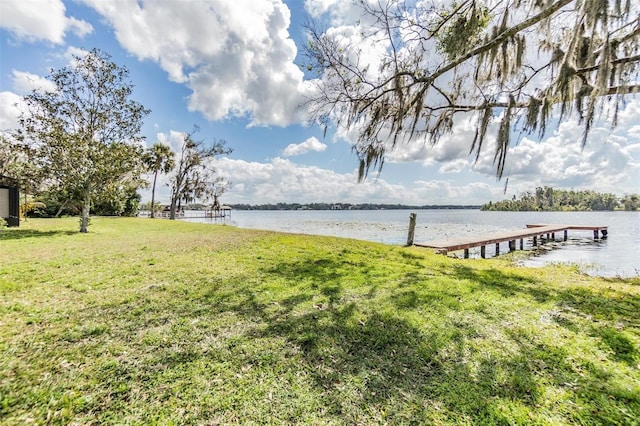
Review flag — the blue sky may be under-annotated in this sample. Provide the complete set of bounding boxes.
[1,0,639,206]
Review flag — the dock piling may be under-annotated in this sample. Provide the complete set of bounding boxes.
[407,213,417,246]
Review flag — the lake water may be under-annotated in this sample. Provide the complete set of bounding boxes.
[184,209,640,278]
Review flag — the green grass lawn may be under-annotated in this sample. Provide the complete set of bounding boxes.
[1,217,639,425]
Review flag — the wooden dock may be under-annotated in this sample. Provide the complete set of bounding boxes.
[414,224,608,258]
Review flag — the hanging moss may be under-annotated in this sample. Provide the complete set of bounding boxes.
[305,0,639,181]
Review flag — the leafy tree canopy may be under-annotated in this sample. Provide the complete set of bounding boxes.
[14,48,150,232]
[0,135,44,197]
[306,0,640,180]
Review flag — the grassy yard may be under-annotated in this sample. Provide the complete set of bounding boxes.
[1,217,639,425]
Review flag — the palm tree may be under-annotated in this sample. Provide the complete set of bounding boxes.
[144,143,175,218]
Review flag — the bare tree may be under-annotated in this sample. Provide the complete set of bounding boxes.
[208,177,231,215]
[306,0,639,179]
[168,128,231,220]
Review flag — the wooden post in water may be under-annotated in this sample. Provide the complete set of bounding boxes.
[407,213,417,246]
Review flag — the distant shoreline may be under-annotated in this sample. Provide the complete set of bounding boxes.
[186,203,483,211]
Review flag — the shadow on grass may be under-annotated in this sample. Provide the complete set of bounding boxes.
[593,327,639,365]
[236,259,639,422]
[0,228,77,241]
[10,252,639,424]
[247,297,636,424]
[445,262,640,353]
[447,264,640,322]
[250,304,542,423]
[558,286,640,324]
[447,264,551,301]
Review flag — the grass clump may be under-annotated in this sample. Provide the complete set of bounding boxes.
[1,217,639,424]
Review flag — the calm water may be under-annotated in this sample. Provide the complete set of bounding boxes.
[184,209,640,278]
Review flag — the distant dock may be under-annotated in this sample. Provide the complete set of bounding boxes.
[414,224,608,258]
[181,207,232,219]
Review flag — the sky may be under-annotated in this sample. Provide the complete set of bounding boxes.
[1,0,639,206]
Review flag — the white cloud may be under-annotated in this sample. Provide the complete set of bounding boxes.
[0,73,56,133]
[82,0,310,126]
[283,136,327,156]
[305,0,340,17]
[0,0,92,44]
[413,180,504,203]
[0,92,25,132]
[177,156,504,206]
[155,130,187,153]
[210,157,368,204]
[136,131,520,206]
[438,159,469,173]
[387,115,481,166]
[11,70,57,93]
[470,100,640,195]
[62,46,90,64]
[304,0,381,27]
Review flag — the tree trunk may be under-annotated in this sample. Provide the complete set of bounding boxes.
[55,200,69,218]
[80,189,91,233]
[169,198,177,220]
[150,171,158,218]
[23,192,28,222]
[168,180,180,220]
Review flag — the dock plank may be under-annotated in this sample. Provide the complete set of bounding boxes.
[415,224,607,255]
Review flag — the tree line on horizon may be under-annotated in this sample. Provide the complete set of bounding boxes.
[205,203,481,211]
[481,187,640,211]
